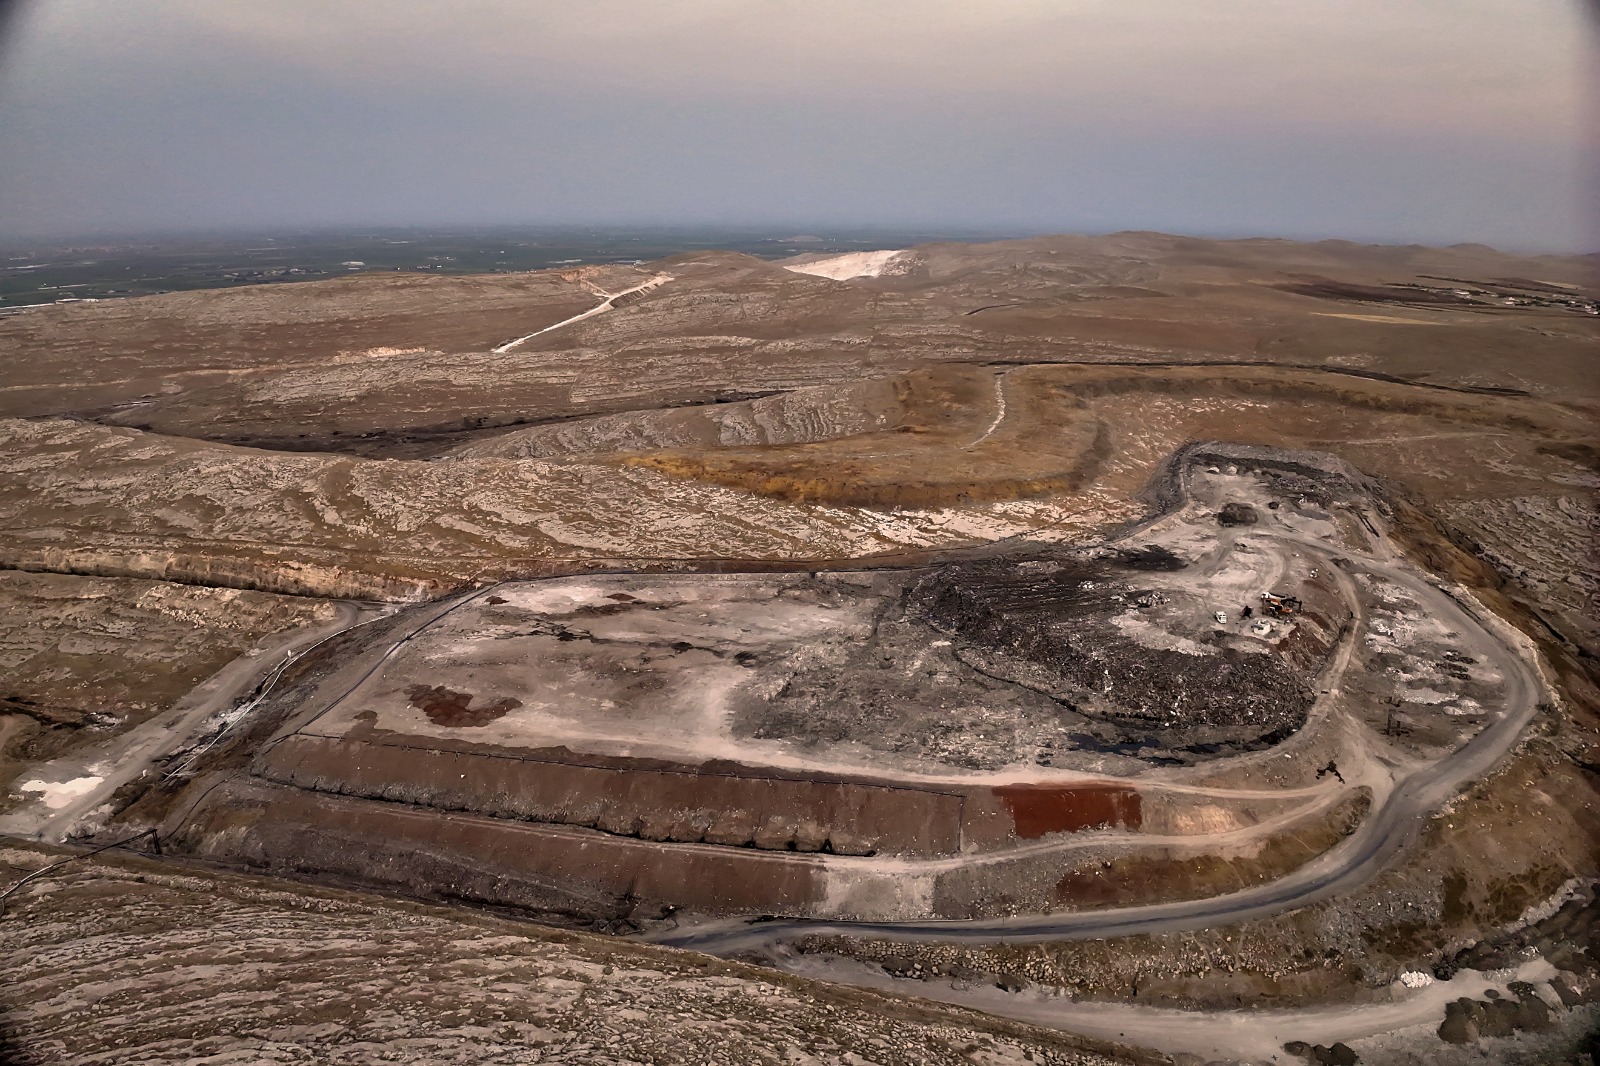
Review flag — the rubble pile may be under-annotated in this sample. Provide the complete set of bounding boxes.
[910,559,1314,752]
[1437,985,1555,1044]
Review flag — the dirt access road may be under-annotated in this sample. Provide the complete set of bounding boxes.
[491,273,672,354]
[0,601,381,844]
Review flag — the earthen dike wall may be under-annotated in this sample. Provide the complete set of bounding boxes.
[253,729,1149,859]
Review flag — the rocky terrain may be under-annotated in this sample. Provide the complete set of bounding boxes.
[0,232,1596,1064]
[0,571,335,789]
[0,843,1149,1066]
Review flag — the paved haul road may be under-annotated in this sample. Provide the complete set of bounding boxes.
[650,510,1544,954]
[9,602,375,844]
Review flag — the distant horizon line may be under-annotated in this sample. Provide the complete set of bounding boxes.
[0,223,1592,258]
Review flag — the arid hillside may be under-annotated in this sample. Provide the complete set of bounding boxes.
[0,842,1146,1066]
[1,232,1596,1066]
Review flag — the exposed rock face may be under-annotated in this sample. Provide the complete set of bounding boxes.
[1443,492,1600,658]
[0,570,332,722]
[0,570,335,776]
[1440,888,1600,988]
[0,403,1126,600]
[454,377,904,459]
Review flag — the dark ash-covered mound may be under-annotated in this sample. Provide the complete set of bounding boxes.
[908,560,1315,752]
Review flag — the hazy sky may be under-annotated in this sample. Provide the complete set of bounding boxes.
[0,1,1593,249]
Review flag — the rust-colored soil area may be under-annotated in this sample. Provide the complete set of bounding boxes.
[402,683,521,727]
[993,782,1143,838]
[256,732,966,857]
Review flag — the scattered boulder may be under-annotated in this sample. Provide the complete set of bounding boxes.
[1506,980,1538,999]
[1547,942,1585,973]
[1436,987,1564,1047]
[1322,1044,1358,1066]
[1453,942,1513,971]
[948,963,981,986]
[1512,993,1554,1032]
[1438,1011,1478,1044]
[1439,999,1481,1044]
[1284,1040,1359,1064]
[1478,998,1518,1038]
[1549,974,1583,1007]
[1218,502,1259,526]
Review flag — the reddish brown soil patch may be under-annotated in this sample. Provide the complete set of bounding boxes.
[403,684,521,728]
[260,733,966,856]
[993,782,1141,838]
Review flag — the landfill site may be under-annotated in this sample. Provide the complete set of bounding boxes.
[0,233,1597,1065]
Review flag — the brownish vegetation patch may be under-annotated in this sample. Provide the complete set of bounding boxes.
[618,451,1098,508]
[618,366,1108,507]
[1037,363,1585,435]
[611,360,1584,509]
[402,684,521,727]
[992,783,1142,838]
[1051,790,1370,909]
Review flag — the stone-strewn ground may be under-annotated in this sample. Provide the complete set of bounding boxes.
[0,571,335,788]
[0,845,1152,1066]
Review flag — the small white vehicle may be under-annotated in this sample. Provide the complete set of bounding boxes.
[1214,611,1229,624]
